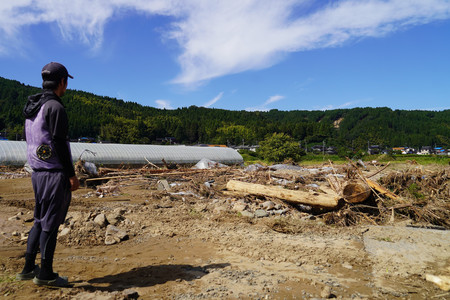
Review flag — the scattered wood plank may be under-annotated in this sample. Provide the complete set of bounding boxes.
[365,178,402,201]
[226,180,341,208]
[142,157,160,170]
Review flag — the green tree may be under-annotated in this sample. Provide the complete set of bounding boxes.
[215,124,255,145]
[257,133,304,162]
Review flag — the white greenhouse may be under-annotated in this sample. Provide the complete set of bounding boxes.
[0,141,243,166]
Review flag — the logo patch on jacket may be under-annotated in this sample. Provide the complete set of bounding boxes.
[36,144,52,160]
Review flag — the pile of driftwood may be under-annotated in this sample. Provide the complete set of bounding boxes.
[74,159,449,229]
[75,160,203,184]
[378,166,449,228]
[225,160,449,229]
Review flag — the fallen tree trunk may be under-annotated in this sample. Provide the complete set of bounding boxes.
[226,180,341,208]
[342,180,372,203]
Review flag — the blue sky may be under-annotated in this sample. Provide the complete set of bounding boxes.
[1,0,449,111]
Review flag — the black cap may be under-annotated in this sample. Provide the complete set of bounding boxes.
[41,62,73,81]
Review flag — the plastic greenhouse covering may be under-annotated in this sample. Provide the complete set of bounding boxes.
[0,141,243,166]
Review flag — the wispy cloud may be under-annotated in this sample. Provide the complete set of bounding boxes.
[155,99,173,109]
[246,94,284,111]
[203,92,223,108]
[316,98,371,110]
[1,1,450,84]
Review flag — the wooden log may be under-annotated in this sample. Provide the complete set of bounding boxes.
[365,178,401,201]
[342,180,371,203]
[226,180,341,208]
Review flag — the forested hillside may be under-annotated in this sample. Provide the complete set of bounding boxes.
[1,77,449,151]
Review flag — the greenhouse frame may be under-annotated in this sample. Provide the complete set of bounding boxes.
[0,141,243,166]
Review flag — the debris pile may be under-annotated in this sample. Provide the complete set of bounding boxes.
[4,158,449,249]
[57,207,133,246]
[71,158,450,230]
[378,167,450,228]
[0,166,28,179]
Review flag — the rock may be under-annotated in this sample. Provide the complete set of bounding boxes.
[106,225,128,239]
[342,262,353,269]
[268,164,303,171]
[240,211,255,218]
[105,235,119,245]
[84,220,97,231]
[306,183,319,189]
[60,227,71,237]
[94,213,108,227]
[156,180,171,191]
[105,225,128,245]
[273,208,289,215]
[124,218,133,225]
[297,204,312,212]
[20,232,28,241]
[254,209,269,218]
[122,289,139,299]
[23,215,34,222]
[106,212,122,226]
[244,164,265,172]
[261,201,275,210]
[204,180,215,188]
[67,211,83,223]
[320,285,332,298]
[233,202,247,212]
[274,178,294,185]
[114,208,127,215]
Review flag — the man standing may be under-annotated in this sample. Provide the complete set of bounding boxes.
[17,62,79,287]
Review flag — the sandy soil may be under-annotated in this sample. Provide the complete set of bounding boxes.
[0,165,449,299]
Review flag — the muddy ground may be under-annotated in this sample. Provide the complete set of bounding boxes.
[0,163,449,299]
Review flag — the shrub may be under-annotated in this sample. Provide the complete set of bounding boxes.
[257,133,304,163]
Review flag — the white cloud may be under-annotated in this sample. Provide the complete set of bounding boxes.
[316,98,371,110]
[1,0,450,83]
[168,0,450,85]
[155,99,173,109]
[203,92,223,108]
[246,94,284,111]
[265,95,284,105]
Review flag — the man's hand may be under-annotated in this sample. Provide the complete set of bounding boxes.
[69,176,80,191]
